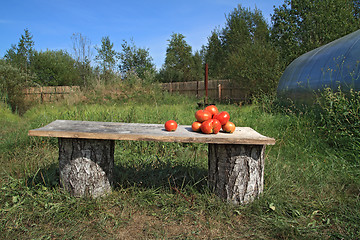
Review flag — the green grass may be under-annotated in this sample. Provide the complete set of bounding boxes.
[0,85,359,239]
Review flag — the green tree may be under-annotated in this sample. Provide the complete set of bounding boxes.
[118,39,156,81]
[4,29,35,75]
[271,0,360,67]
[160,33,195,82]
[354,0,360,19]
[191,51,204,83]
[0,59,34,113]
[30,50,81,86]
[226,6,280,94]
[203,5,281,96]
[203,29,225,78]
[2,29,35,112]
[95,36,118,82]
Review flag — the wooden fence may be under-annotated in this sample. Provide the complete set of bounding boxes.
[161,79,248,102]
[23,86,80,103]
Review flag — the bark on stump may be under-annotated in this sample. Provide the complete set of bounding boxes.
[58,138,115,198]
[208,143,265,205]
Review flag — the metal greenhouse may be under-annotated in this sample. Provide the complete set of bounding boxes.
[277,29,360,101]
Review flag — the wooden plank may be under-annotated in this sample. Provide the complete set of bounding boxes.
[28,120,275,145]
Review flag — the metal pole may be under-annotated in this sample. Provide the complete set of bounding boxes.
[205,63,208,105]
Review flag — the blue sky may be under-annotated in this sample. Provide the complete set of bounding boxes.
[0,0,284,69]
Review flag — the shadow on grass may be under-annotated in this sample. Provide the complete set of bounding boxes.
[28,162,60,188]
[28,161,208,194]
[113,163,208,192]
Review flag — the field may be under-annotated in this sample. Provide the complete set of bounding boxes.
[0,83,359,239]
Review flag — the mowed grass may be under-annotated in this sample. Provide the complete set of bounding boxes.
[0,84,359,239]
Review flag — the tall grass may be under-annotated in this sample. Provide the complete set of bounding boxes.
[314,87,360,160]
[247,88,360,239]
[0,83,359,239]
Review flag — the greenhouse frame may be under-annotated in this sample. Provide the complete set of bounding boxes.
[277,29,360,101]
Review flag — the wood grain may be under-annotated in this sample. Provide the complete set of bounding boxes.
[28,120,275,145]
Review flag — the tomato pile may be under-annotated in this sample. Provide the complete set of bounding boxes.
[165,105,235,134]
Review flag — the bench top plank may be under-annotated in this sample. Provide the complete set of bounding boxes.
[28,120,275,145]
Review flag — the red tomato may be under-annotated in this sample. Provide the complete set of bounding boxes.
[195,109,212,122]
[222,121,236,133]
[214,111,230,125]
[200,119,221,134]
[165,120,177,131]
[205,105,219,117]
[200,120,213,134]
[211,119,222,134]
[191,121,202,132]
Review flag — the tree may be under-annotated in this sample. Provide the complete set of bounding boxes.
[0,59,34,113]
[203,29,225,78]
[1,29,35,113]
[271,0,360,67]
[30,50,81,86]
[4,28,35,75]
[95,36,118,82]
[72,33,92,64]
[191,51,204,83]
[71,33,93,86]
[118,39,156,81]
[203,5,281,96]
[354,0,360,19]
[161,33,195,82]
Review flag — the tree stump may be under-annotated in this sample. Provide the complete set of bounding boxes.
[58,138,115,198]
[208,143,265,205]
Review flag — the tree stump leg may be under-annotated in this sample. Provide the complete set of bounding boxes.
[208,143,265,205]
[58,138,115,198]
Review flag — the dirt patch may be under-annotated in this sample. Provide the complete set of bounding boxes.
[107,209,251,239]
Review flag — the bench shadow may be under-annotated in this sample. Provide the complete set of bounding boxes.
[113,163,208,193]
[28,162,60,188]
[28,161,208,194]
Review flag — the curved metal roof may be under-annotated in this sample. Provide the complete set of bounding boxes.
[277,29,360,100]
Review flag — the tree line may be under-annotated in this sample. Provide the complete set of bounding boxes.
[0,31,157,87]
[1,0,359,105]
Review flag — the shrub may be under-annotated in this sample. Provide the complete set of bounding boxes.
[264,87,360,161]
[30,50,82,86]
[0,60,34,114]
[313,87,360,156]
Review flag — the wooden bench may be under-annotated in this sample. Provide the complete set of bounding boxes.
[28,120,275,204]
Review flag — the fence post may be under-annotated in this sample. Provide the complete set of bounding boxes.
[218,84,222,102]
[40,87,44,104]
